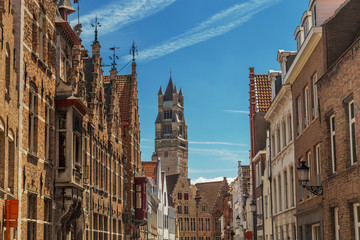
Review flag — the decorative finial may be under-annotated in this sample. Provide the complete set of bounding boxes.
[91,15,101,44]
[109,46,120,71]
[129,41,138,62]
[170,69,172,79]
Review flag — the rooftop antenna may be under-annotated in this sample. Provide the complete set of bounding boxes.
[91,15,101,44]
[129,41,138,62]
[109,46,120,71]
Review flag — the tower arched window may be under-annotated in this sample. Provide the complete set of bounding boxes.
[5,43,10,94]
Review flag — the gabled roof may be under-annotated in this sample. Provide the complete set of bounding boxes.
[254,74,271,112]
[164,78,175,101]
[196,180,226,213]
[142,161,158,183]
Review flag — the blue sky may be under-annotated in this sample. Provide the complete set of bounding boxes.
[70,0,308,183]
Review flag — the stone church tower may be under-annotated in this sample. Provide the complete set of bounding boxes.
[152,77,188,177]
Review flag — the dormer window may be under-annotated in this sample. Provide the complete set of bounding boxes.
[311,2,317,26]
[294,26,304,51]
[301,11,312,39]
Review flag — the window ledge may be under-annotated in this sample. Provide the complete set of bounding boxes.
[346,163,358,172]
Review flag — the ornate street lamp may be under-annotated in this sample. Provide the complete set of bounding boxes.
[297,160,323,195]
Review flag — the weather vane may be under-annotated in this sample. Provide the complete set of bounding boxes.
[91,15,101,44]
[129,41,138,62]
[109,46,120,70]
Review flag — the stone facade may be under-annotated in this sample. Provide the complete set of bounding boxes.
[0,0,19,238]
[152,78,188,178]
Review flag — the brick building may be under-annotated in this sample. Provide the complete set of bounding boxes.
[0,0,19,238]
[13,0,59,239]
[103,48,142,239]
[167,175,228,240]
[248,67,271,240]
[316,1,360,239]
[152,78,188,178]
[283,1,343,239]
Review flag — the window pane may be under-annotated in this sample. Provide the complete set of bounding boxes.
[332,117,335,132]
[352,123,357,162]
[357,205,360,223]
[351,102,355,119]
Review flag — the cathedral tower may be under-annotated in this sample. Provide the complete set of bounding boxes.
[152,77,188,177]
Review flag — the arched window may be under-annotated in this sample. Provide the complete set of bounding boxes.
[5,43,10,94]
[29,81,38,154]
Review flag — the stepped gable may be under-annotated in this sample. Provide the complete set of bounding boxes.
[166,173,180,197]
[117,74,133,123]
[195,180,225,212]
[254,74,271,112]
[142,161,158,183]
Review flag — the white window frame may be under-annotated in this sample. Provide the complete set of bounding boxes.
[315,144,321,176]
[312,2,317,26]
[330,115,336,173]
[311,223,320,240]
[354,203,360,240]
[349,101,357,165]
[313,74,318,118]
[297,97,302,135]
[304,86,310,127]
[334,207,340,240]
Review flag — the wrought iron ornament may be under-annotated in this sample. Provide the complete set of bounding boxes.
[109,46,120,71]
[91,15,101,44]
[129,41,138,62]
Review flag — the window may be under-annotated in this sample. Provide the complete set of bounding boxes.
[333,207,340,240]
[73,113,82,165]
[205,218,210,231]
[198,218,204,231]
[184,218,189,231]
[7,136,15,193]
[202,205,206,212]
[190,218,195,231]
[29,82,38,154]
[296,96,302,135]
[164,110,172,119]
[354,203,360,240]
[162,124,172,135]
[307,151,312,198]
[349,101,357,164]
[276,127,281,153]
[5,44,10,94]
[278,175,282,211]
[178,192,182,200]
[330,115,337,173]
[304,18,309,37]
[284,170,288,209]
[39,11,44,60]
[313,74,318,118]
[184,193,189,200]
[296,35,302,51]
[178,218,183,231]
[312,224,320,240]
[215,217,221,231]
[315,144,321,185]
[304,86,310,127]
[312,2,317,26]
[288,115,293,141]
[184,206,189,214]
[27,194,37,240]
[136,185,142,209]
[290,166,295,207]
[0,127,5,188]
[44,199,52,240]
[273,178,277,213]
[45,101,51,162]
[282,121,287,148]
[178,205,182,214]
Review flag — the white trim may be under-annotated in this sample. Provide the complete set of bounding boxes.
[349,101,357,165]
[355,203,360,240]
[330,115,336,173]
[334,207,340,240]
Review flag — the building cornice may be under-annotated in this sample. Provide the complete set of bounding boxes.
[284,26,322,85]
[264,84,291,124]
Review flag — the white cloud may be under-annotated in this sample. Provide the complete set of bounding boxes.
[76,0,176,40]
[134,0,280,62]
[189,168,235,174]
[189,141,248,147]
[189,147,248,161]
[222,110,249,114]
[191,177,235,185]
[141,138,153,142]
